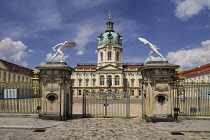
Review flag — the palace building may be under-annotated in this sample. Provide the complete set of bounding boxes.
[0,59,33,82]
[72,12,143,97]
[183,63,210,83]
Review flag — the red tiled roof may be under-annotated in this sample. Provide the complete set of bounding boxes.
[183,63,210,77]
[0,59,33,76]
[123,65,142,69]
[74,66,97,69]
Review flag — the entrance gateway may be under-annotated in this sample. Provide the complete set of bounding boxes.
[0,61,210,120]
[83,90,130,118]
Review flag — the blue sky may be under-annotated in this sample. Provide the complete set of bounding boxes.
[0,0,210,70]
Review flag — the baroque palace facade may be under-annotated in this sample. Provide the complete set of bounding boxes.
[72,13,143,97]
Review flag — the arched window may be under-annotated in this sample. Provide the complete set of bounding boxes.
[100,75,105,85]
[115,75,120,85]
[78,79,82,87]
[92,79,96,87]
[116,52,119,61]
[108,52,112,61]
[85,79,89,87]
[107,75,112,86]
[100,52,103,62]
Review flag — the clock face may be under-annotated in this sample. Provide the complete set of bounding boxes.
[108,45,112,50]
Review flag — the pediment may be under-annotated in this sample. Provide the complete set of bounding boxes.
[97,64,122,71]
[0,62,8,70]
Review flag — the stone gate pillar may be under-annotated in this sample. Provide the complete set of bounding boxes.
[139,61,179,122]
[36,62,74,121]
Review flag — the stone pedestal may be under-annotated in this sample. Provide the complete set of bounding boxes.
[36,62,74,121]
[139,61,179,122]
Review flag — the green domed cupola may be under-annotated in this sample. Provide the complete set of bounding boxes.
[98,10,122,45]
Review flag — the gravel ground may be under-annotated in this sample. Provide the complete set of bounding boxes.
[0,119,210,140]
[0,98,210,139]
[0,117,61,129]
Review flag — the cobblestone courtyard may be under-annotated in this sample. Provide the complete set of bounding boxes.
[0,98,210,140]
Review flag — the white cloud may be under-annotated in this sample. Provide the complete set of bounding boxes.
[71,0,119,9]
[33,1,61,29]
[76,51,84,55]
[115,17,144,43]
[166,40,210,70]
[21,61,28,67]
[44,52,69,62]
[73,16,104,53]
[124,40,210,70]
[0,1,62,40]
[173,0,210,20]
[0,38,28,62]
[28,49,34,53]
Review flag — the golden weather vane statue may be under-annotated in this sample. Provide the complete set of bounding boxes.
[108,10,111,19]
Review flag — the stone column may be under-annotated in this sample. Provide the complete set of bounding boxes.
[36,62,74,121]
[139,61,179,122]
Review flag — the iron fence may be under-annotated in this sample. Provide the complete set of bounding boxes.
[83,90,130,118]
[174,82,210,116]
[0,81,41,113]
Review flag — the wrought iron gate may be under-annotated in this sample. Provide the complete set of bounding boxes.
[174,82,210,116]
[0,81,41,113]
[83,90,130,118]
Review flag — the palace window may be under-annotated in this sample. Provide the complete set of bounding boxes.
[93,79,96,87]
[116,52,119,61]
[3,73,6,81]
[79,79,82,87]
[100,75,105,85]
[131,90,135,96]
[85,79,89,87]
[139,90,142,96]
[123,78,128,87]
[107,75,112,85]
[131,79,135,87]
[115,75,120,85]
[108,52,112,61]
[100,52,103,62]
[78,90,82,96]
